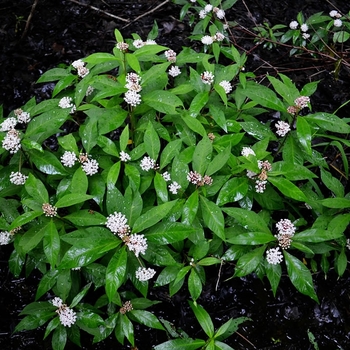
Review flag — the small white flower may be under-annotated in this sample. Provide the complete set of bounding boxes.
[329,10,341,18]
[61,151,77,167]
[86,86,94,96]
[169,181,181,194]
[168,66,181,77]
[81,158,99,176]
[120,151,131,162]
[126,72,141,84]
[346,238,350,250]
[42,203,58,217]
[58,97,74,109]
[190,0,196,2]
[289,20,299,30]
[124,90,141,107]
[135,267,156,281]
[300,23,308,32]
[219,80,232,94]
[275,121,291,137]
[2,129,21,154]
[77,66,89,78]
[246,170,257,179]
[164,49,177,63]
[201,71,214,84]
[0,231,11,245]
[255,179,267,193]
[201,35,214,45]
[10,171,28,185]
[0,117,17,131]
[72,59,85,69]
[140,156,156,171]
[334,19,343,27]
[214,32,225,42]
[204,4,213,12]
[58,306,77,328]
[51,297,64,307]
[241,146,255,157]
[162,171,171,182]
[187,170,202,185]
[16,111,31,124]
[116,42,129,51]
[199,9,207,19]
[127,234,148,257]
[133,39,144,48]
[145,39,157,45]
[125,82,142,92]
[276,219,296,236]
[214,8,225,19]
[106,212,130,237]
[294,96,310,109]
[302,33,310,40]
[266,247,283,265]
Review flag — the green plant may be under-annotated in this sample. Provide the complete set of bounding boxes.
[1,1,350,349]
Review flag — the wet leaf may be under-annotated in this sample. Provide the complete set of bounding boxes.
[188,269,202,301]
[200,196,225,240]
[189,301,214,337]
[216,177,248,206]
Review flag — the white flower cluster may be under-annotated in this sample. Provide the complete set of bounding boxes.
[330,10,341,18]
[135,266,156,281]
[0,117,17,132]
[133,39,157,49]
[2,129,21,154]
[168,66,181,77]
[0,231,12,245]
[120,300,133,314]
[124,72,142,107]
[51,297,77,328]
[72,59,90,78]
[287,96,310,115]
[165,49,177,63]
[162,171,171,182]
[168,181,181,194]
[120,150,131,162]
[346,238,350,250]
[10,171,28,185]
[116,42,129,52]
[266,247,283,265]
[199,4,225,20]
[219,80,232,94]
[201,71,215,85]
[289,20,298,30]
[187,171,213,186]
[61,151,77,167]
[140,156,157,171]
[86,85,94,96]
[58,97,76,114]
[300,23,310,39]
[201,32,225,45]
[275,218,296,249]
[81,158,99,176]
[275,120,291,137]
[60,151,99,175]
[127,233,148,257]
[106,212,130,237]
[14,108,31,124]
[241,146,255,157]
[42,203,58,217]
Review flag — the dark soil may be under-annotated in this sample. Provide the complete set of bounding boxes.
[1,0,350,349]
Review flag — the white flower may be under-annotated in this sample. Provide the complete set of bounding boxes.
[116,42,129,51]
[61,151,77,167]
[300,23,308,32]
[346,238,350,250]
[125,82,142,92]
[2,129,21,154]
[329,10,341,18]
[168,66,181,77]
[77,66,89,78]
[165,49,177,63]
[136,267,156,281]
[241,146,255,157]
[126,72,141,84]
[214,8,225,19]
[276,219,296,236]
[126,234,148,257]
[124,90,141,107]
[58,306,77,328]
[294,96,310,109]
[162,171,171,182]
[275,121,291,137]
[81,158,99,176]
[246,170,257,179]
[10,171,28,185]
[140,156,156,171]
[51,297,63,307]
[106,212,130,237]
[201,35,214,45]
[255,180,267,193]
[334,19,343,27]
[86,85,94,96]
[190,0,196,2]
[58,97,76,114]
[145,39,157,45]
[187,170,202,184]
[169,181,181,194]
[16,111,31,124]
[0,231,11,245]
[214,32,225,42]
[201,71,214,84]
[266,247,283,265]
[0,117,17,131]
[42,203,58,217]
[133,39,144,48]
[302,33,310,40]
[219,80,232,94]
[289,20,299,30]
[204,4,213,12]
[199,9,207,19]
[120,151,131,162]
[72,59,85,69]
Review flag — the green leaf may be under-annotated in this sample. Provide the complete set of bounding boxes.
[293,228,344,243]
[228,231,275,245]
[9,211,43,231]
[214,316,250,341]
[143,90,183,114]
[132,200,177,233]
[70,167,88,194]
[25,173,49,203]
[222,207,270,234]
[265,262,282,297]
[70,283,92,308]
[189,91,209,117]
[206,147,231,176]
[144,121,161,160]
[35,269,59,300]
[80,116,98,154]
[64,210,106,226]
[37,68,69,83]
[268,177,307,202]
[28,150,68,175]
[126,52,141,73]
[284,250,319,302]
[129,310,165,330]
[106,247,127,302]
[189,301,214,337]
[43,219,60,267]
[181,190,199,225]
[200,196,225,240]
[160,139,182,169]
[216,177,248,206]
[55,193,93,208]
[296,117,312,155]
[319,198,350,208]
[154,172,168,203]
[77,310,104,328]
[154,338,206,350]
[192,137,212,174]
[15,310,55,332]
[304,113,350,133]
[320,168,344,198]
[52,325,67,350]
[181,111,207,137]
[52,75,76,97]
[234,246,265,277]
[335,249,347,277]
[58,133,79,154]
[188,269,202,301]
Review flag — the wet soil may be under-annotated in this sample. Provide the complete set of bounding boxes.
[1,0,350,349]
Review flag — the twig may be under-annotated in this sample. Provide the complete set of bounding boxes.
[122,0,170,29]
[66,0,129,22]
[21,0,40,41]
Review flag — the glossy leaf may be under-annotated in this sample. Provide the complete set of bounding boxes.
[234,246,265,277]
[143,90,183,114]
[28,150,68,175]
[154,338,206,350]
[268,177,307,202]
[265,262,282,297]
[144,121,161,160]
[216,177,248,206]
[296,117,312,155]
[146,222,194,244]
[129,310,164,330]
[228,231,275,245]
[52,325,67,350]
[189,301,214,337]
[43,219,60,267]
[192,137,212,174]
[188,269,202,301]
[64,210,106,226]
[55,193,93,208]
[25,173,49,203]
[200,196,225,240]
